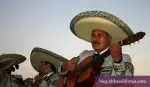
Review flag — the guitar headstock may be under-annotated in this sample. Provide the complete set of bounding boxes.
[121,32,146,46]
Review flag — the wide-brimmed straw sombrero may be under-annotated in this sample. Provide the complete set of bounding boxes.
[0,54,26,70]
[70,10,135,44]
[30,47,67,74]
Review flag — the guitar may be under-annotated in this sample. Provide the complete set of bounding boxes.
[57,49,110,87]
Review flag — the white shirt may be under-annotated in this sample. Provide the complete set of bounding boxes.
[39,72,54,87]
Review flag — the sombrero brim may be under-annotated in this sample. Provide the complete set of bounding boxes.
[30,47,67,74]
[0,54,26,70]
[70,11,134,44]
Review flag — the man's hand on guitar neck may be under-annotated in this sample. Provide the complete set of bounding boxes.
[62,60,77,71]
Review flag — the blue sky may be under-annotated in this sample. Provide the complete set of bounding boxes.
[0,0,150,79]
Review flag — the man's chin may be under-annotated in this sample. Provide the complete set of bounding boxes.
[92,44,100,47]
[93,48,101,52]
[92,46,101,50]
[93,47,106,53]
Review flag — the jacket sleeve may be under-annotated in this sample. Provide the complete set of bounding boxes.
[113,54,134,76]
[58,50,94,75]
[10,75,26,87]
[58,56,80,75]
[24,81,33,87]
[46,74,58,87]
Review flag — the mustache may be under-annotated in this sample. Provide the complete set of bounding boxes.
[92,41,100,44]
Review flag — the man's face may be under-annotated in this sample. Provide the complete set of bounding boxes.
[39,61,48,73]
[39,61,53,74]
[0,63,10,76]
[90,29,111,52]
[0,62,9,69]
[0,69,3,78]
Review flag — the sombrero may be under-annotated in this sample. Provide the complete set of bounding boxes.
[30,47,67,74]
[70,10,134,44]
[0,54,26,70]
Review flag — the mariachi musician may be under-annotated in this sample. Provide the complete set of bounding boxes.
[0,53,26,87]
[57,10,145,87]
[24,47,67,87]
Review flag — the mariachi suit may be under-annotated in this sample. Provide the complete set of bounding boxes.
[36,72,58,87]
[77,50,134,76]
[24,72,58,87]
[0,75,24,87]
[38,72,58,87]
[59,49,134,87]
[60,49,134,76]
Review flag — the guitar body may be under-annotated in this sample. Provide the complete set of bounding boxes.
[56,67,77,87]
[58,56,102,87]
[77,59,103,87]
[77,67,93,83]
[76,56,93,83]
[57,52,107,87]
[76,67,95,87]
[56,75,66,87]
[65,71,76,87]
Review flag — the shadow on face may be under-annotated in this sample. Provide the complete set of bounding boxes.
[90,29,111,53]
[39,61,56,74]
[39,61,48,73]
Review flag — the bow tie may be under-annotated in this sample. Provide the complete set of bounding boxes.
[44,76,49,81]
[93,54,104,65]
[93,49,110,65]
